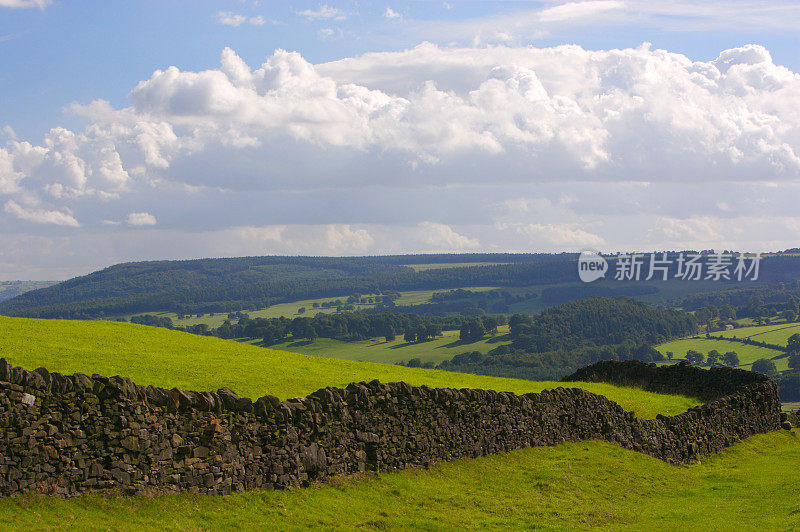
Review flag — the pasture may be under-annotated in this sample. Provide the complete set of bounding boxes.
[134,286,502,328]
[267,326,512,365]
[1,317,798,530]
[656,336,788,371]
[0,316,695,419]
[719,323,800,346]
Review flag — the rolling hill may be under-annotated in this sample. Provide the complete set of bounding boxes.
[265,326,512,365]
[0,254,576,319]
[0,316,797,530]
[0,316,695,418]
[4,253,798,320]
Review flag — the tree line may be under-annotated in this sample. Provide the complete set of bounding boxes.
[409,297,696,381]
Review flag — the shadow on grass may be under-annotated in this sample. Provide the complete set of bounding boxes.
[439,333,511,349]
[366,340,392,348]
[389,340,437,350]
[440,339,474,349]
[288,340,315,347]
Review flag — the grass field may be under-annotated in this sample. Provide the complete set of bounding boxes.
[0,317,696,419]
[135,286,502,328]
[392,286,500,306]
[267,326,512,365]
[656,337,788,371]
[124,279,746,330]
[1,431,797,530]
[142,295,381,329]
[1,317,797,530]
[719,323,800,346]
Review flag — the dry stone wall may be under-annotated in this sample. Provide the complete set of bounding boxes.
[0,358,781,497]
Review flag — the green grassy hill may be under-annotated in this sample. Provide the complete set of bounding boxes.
[0,317,694,418]
[1,316,797,530]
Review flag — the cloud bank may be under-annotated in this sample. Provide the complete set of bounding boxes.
[1,42,798,278]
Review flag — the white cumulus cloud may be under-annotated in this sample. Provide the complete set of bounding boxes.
[215,11,267,27]
[384,7,401,19]
[519,223,606,249]
[1,42,799,277]
[418,222,479,249]
[4,200,79,227]
[127,212,157,226]
[296,4,345,21]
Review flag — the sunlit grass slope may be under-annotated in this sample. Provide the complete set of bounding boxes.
[719,323,800,345]
[0,316,696,418]
[1,431,797,530]
[267,327,512,365]
[656,336,787,371]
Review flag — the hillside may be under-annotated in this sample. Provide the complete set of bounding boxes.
[0,254,576,319]
[719,323,800,344]
[1,433,797,530]
[0,316,696,418]
[657,337,787,371]
[657,322,800,372]
[3,253,799,320]
[509,296,698,350]
[266,327,512,365]
[0,316,797,530]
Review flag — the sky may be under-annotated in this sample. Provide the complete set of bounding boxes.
[1,1,799,280]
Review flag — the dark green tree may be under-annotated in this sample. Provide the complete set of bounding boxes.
[685,350,704,365]
[751,358,778,378]
[723,351,740,367]
[787,333,800,353]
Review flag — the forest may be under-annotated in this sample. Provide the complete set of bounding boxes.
[2,253,798,321]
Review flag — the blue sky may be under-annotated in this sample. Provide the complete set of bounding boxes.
[1,1,799,279]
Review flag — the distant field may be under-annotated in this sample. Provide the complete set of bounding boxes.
[405,262,509,271]
[0,317,696,419]
[656,336,787,371]
[150,295,380,328]
[392,286,499,306]
[137,286,502,327]
[268,326,512,365]
[719,323,800,346]
[119,279,752,330]
[1,432,797,530]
